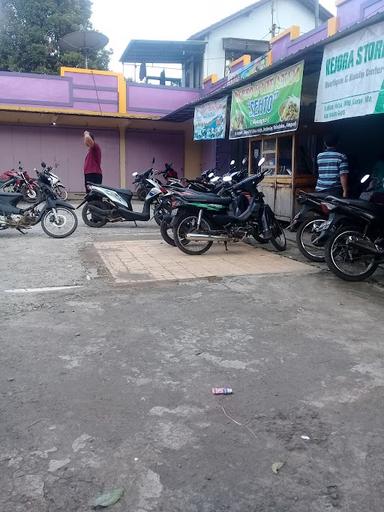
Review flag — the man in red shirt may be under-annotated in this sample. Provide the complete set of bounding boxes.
[83,131,102,191]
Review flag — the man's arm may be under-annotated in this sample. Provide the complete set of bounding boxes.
[84,131,94,147]
[340,155,349,197]
[340,173,349,197]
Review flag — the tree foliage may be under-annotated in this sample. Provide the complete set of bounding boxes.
[0,0,111,73]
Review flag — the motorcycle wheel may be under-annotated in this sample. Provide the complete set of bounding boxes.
[325,227,378,282]
[154,202,171,226]
[82,201,108,228]
[41,207,78,238]
[269,218,287,251]
[54,185,68,200]
[296,216,326,262]
[23,184,41,203]
[136,186,147,201]
[160,219,176,246]
[173,212,213,255]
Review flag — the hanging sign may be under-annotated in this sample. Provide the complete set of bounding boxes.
[315,21,384,122]
[193,96,228,140]
[229,61,304,139]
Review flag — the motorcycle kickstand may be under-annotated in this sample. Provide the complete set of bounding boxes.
[16,227,27,235]
[224,241,228,251]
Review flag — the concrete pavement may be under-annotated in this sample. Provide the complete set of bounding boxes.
[1,209,384,511]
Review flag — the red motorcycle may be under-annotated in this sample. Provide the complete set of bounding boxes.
[0,163,41,203]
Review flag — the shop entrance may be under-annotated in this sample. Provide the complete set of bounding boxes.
[249,134,296,221]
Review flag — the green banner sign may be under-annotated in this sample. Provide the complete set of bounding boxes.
[229,61,304,139]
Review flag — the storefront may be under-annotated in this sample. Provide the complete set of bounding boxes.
[314,19,384,195]
[228,60,320,220]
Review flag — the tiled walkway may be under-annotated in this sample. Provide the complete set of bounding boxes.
[95,239,315,284]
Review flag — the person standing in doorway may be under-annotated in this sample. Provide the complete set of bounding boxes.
[316,134,349,197]
[83,131,102,191]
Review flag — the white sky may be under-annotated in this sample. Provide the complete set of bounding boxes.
[91,0,336,73]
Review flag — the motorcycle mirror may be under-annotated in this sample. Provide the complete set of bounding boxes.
[230,159,235,166]
[258,157,266,167]
[361,174,370,184]
[242,157,247,165]
[132,172,138,177]
[41,162,46,168]
[208,172,215,178]
[223,176,232,183]
[152,157,155,164]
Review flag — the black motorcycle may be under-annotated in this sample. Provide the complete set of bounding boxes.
[323,196,384,281]
[170,158,286,255]
[0,171,77,238]
[79,179,168,227]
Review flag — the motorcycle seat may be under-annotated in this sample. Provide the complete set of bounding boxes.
[329,197,384,215]
[178,190,231,205]
[89,183,134,198]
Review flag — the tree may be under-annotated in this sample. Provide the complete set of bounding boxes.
[0,0,111,74]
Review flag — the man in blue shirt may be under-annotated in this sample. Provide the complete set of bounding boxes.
[316,134,349,197]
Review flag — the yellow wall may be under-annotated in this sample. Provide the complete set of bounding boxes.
[182,120,202,179]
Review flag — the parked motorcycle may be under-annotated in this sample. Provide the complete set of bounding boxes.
[0,171,77,238]
[323,193,384,281]
[169,158,286,255]
[289,191,331,262]
[79,179,168,227]
[132,159,178,200]
[159,164,249,247]
[0,162,40,203]
[293,175,378,263]
[40,162,68,200]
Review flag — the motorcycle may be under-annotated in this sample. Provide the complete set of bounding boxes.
[323,193,384,281]
[169,157,286,256]
[159,163,249,247]
[293,175,377,263]
[0,162,40,203]
[0,170,78,238]
[78,179,167,228]
[40,162,68,200]
[132,159,178,201]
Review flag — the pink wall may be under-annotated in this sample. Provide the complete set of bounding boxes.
[125,130,185,187]
[0,125,120,192]
[127,83,200,116]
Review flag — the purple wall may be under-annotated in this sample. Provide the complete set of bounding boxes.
[338,0,384,30]
[271,25,329,62]
[0,125,120,192]
[0,71,119,114]
[125,130,185,187]
[0,72,72,107]
[201,141,217,171]
[127,83,200,115]
[64,71,119,113]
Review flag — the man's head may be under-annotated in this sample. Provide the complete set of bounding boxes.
[84,131,95,147]
[324,133,339,149]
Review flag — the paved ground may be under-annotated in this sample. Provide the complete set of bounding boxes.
[1,204,384,511]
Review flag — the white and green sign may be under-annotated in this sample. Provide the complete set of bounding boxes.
[194,97,228,140]
[229,61,304,139]
[315,21,384,122]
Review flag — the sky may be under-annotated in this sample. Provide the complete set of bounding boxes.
[91,0,336,74]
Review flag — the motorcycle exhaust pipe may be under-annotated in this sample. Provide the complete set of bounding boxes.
[185,233,229,242]
[88,204,113,216]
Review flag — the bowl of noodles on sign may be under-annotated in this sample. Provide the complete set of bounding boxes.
[279,96,300,122]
